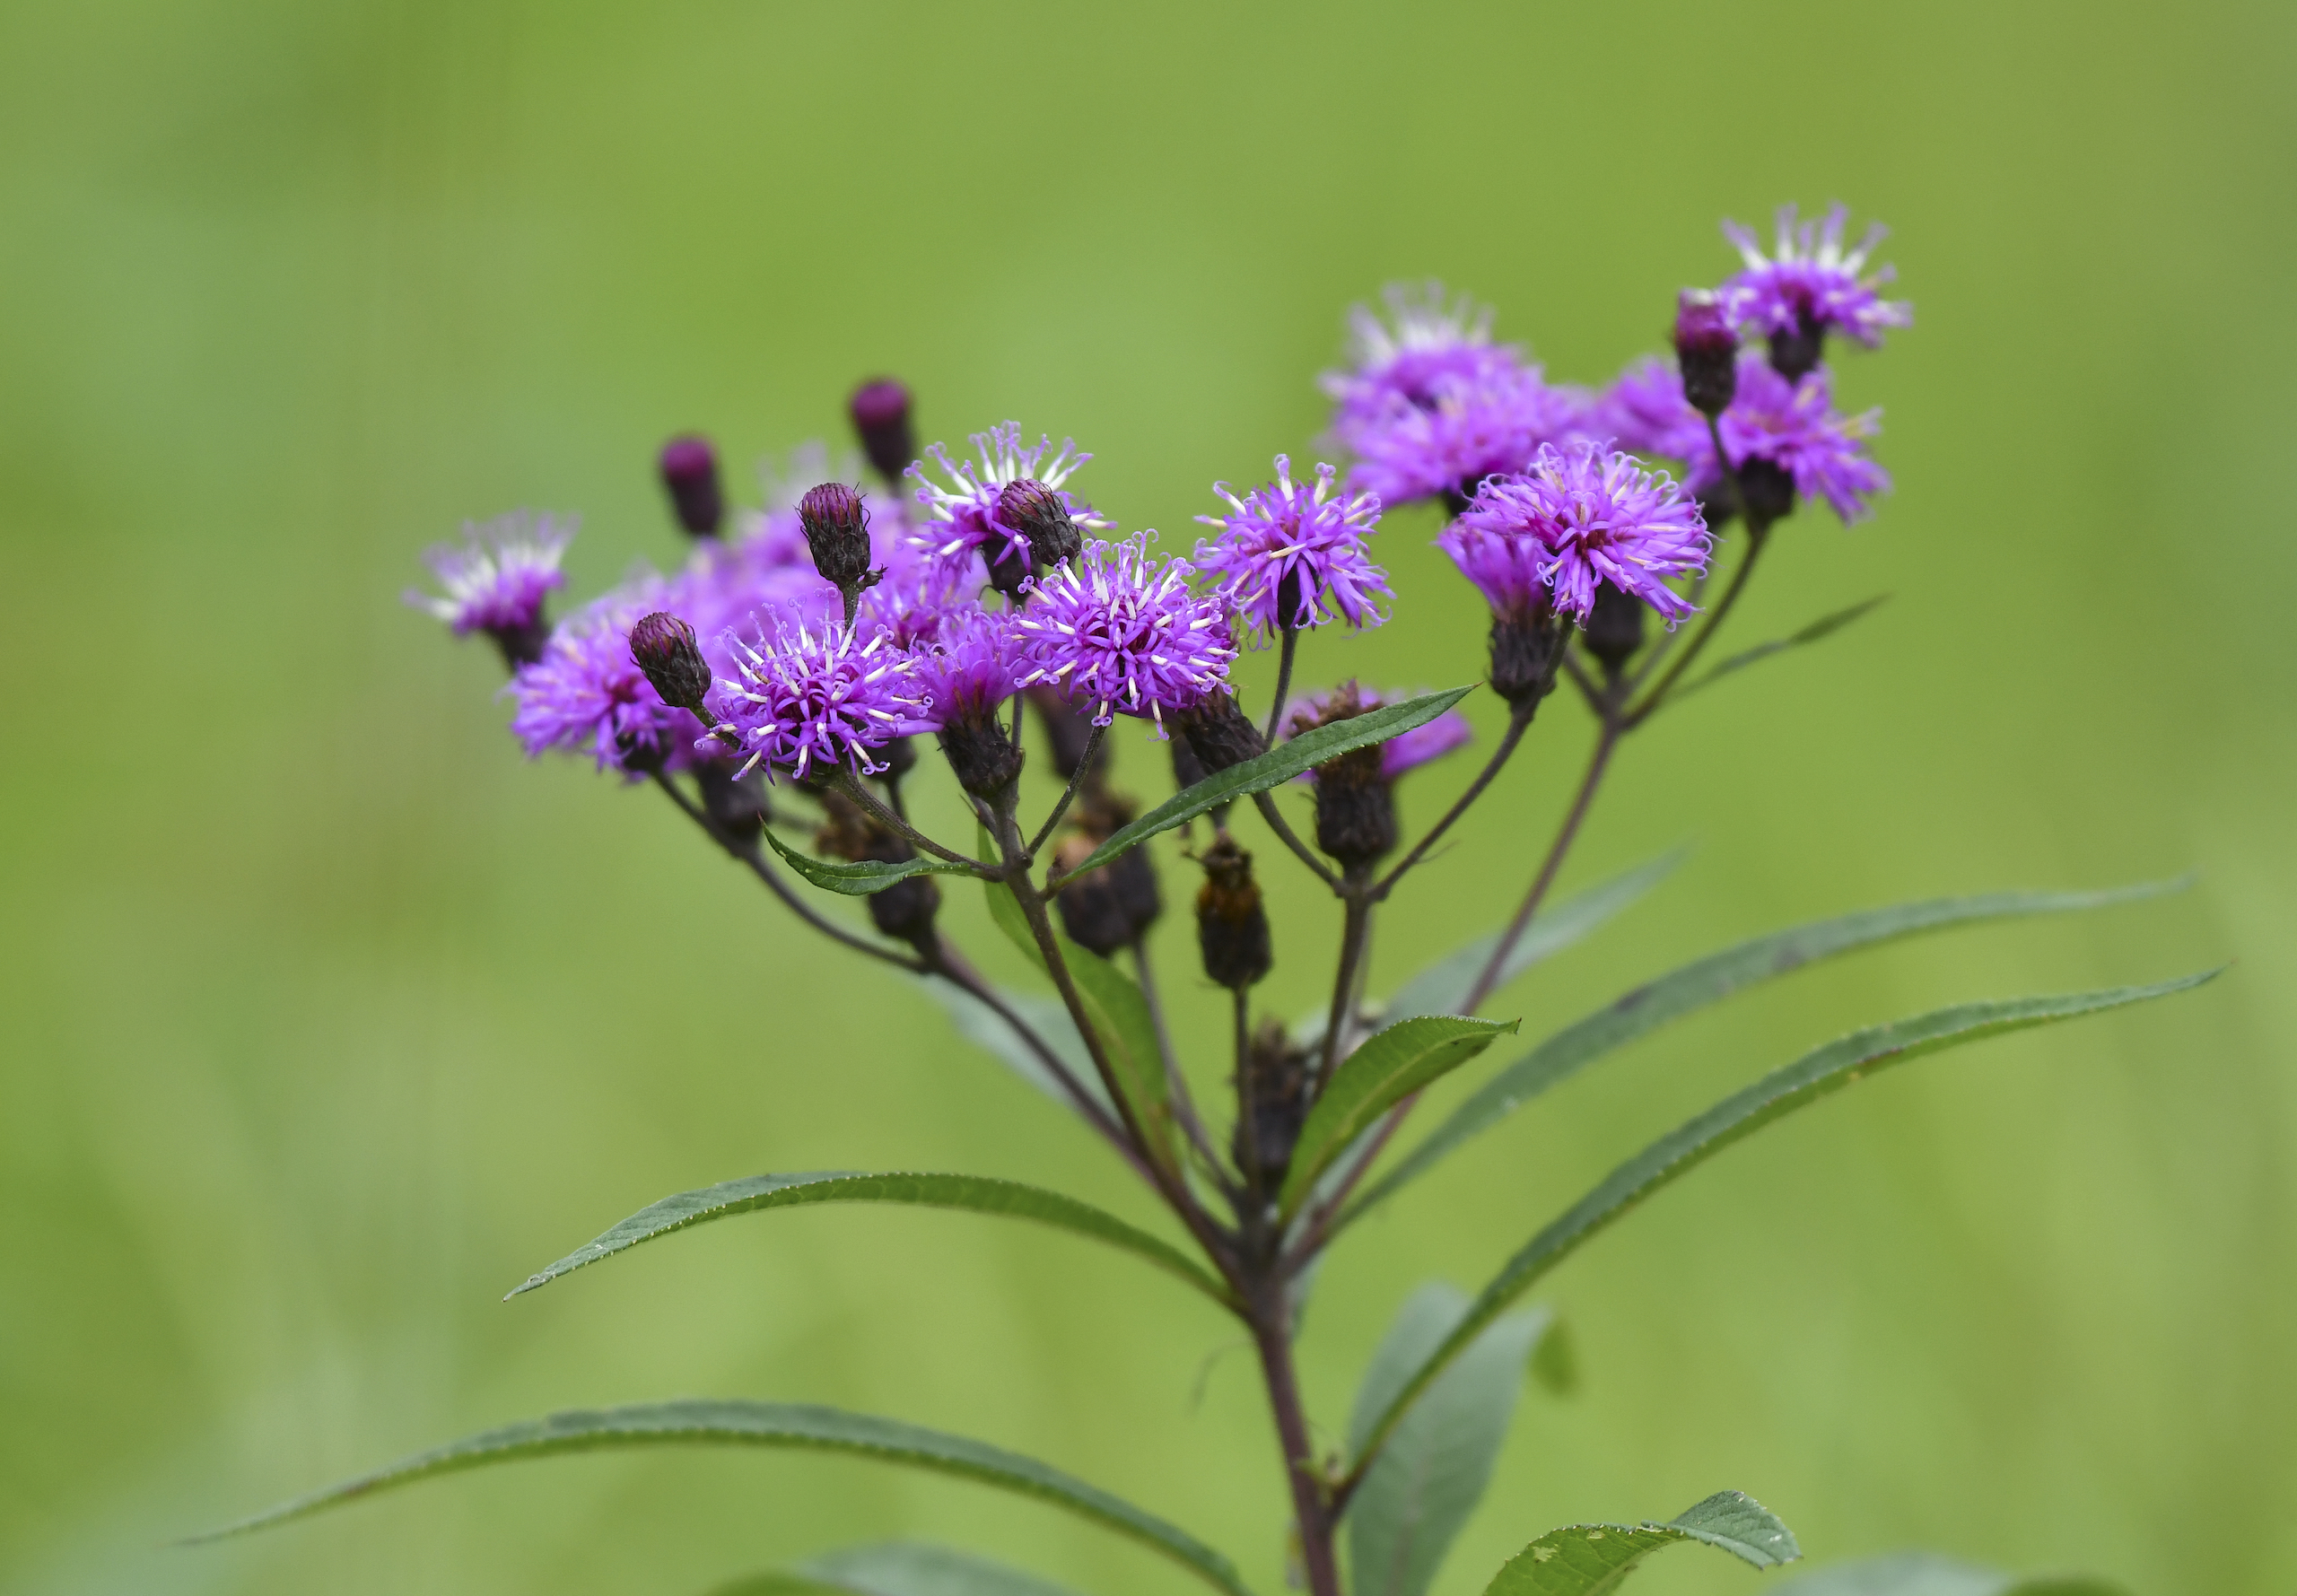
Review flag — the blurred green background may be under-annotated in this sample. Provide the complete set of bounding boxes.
[3,2,2291,1593]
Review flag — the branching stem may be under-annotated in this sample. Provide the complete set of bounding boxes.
[1027,722,1106,857]
[1373,702,1533,899]
[1463,722,1620,1014]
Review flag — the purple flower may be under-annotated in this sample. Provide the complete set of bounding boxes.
[1322,282,1524,425]
[507,589,700,774]
[1449,443,1711,624]
[1014,535,1238,729]
[406,511,572,638]
[1589,358,1708,464]
[1719,204,1912,351]
[1341,361,1596,511]
[1284,685,1472,781]
[711,622,932,781]
[1193,458,1390,642]
[909,604,1027,728]
[908,422,1111,580]
[1694,356,1891,523]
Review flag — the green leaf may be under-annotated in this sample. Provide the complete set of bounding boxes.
[1773,1554,2128,1596]
[1384,850,1684,1024]
[1481,1490,1800,1594]
[1342,877,2193,1230]
[710,1541,1089,1596]
[1350,971,2221,1473]
[763,827,976,896]
[1277,1016,1518,1218]
[912,977,1116,1118]
[1055,687,1476,882]
[504,1169,1232,1305]
[191,1399,1252,1596]
[1346,1284,1554,1596]
[1673,594,1891,703]
[983,874,1178,1169]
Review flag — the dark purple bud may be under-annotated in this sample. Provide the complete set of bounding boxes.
[1232,1017,1308,1182]
[1583,583,1647,678]
[1176,691,1268,779]
[1736,458,1797,528]
[798,482,879,593]
[491,616,552,672]
[629,611,713,714]
[1488,602,1564,713]
[849,379,915,487]
[998,477,1083,571]
[1767,309,1826,386]
[658,435,725,538]
[1195,833,1272,991]
[1673,290,1740,419]
[1297,684,1396,869]
[1053,792,1161,955]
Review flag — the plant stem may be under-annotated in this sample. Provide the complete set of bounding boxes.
[1320,881,1375,1078]
[1372,702,1534,899]
[1462,722,1620,1014]
[1252,790,1342,892]
[1263,625,1300,745]
[1027,722,1106,857]
[1626,524,1769,726]
[1248,1286,1341,1596]
[831,766,991,871]
[1134,938,1233,1193]
[651,773,924,973]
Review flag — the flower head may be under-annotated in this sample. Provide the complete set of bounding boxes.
[1283,685,1472,782]
[1450,443,1711,623]
[1193,458,1390,642]
[1695,356,1890,523]
[910,604,1027,728]
[1719,205,1912,361]
[711,622,931,781]
[1341,361,1595,511]
[406,511,572,648]
[507,589,698,774]
[908,422,1111,584]
[1014,535,1237,729]
[1322,282,1523,425]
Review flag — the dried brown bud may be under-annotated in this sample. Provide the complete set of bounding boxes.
[1295,682,1396,868]
[1177,691,1267,778]
[1195,833,1271,990]
[1232,1017,1309,1182]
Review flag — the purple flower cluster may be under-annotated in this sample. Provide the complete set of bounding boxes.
[1721,204,1911,352]
[713,623,932,781]
[1015,535,1237,730]
[1445,443,1711,624]
[1194,458,1390,643]
[909,422,1110,580]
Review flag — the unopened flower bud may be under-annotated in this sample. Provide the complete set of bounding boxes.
[1582,583,1646,678]
[940,714,1025,798]
[798,483,880,594]
[1673,290,1739,419]
[1297,684,1395,869]
[1195,833,1272,990]
[1736,458,1797,528]
[1232,1017,1309,1182]
[999,477,1083,571]
[1053,793,1160,955]
[1176,691,1267,779]
[849,379,915,487]
[658,435,725,538]
[629,611,713,714]
[1488,602,1564,713]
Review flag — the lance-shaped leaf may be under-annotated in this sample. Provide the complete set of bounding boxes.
[762,828,980,896]
[1384,850,1683,1024]
[1053,686,1475,884]
[984,875,1178,1169]
[1278,1016,1517,1218]
[1341,878,2192,1231]
[1773,1554,2127,1596]
[191,1400,1252,1596]
[710,1540,1089,1596]
[1672,594,1891,703]
[1481,1490,1800,1594]
[1346,1284,1555,1596]
[505,1170,1231,1306]
[913,977,1115,1118]
[1350,971,2220,1475]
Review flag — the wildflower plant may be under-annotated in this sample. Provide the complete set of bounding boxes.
[241,209,2216,1596]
